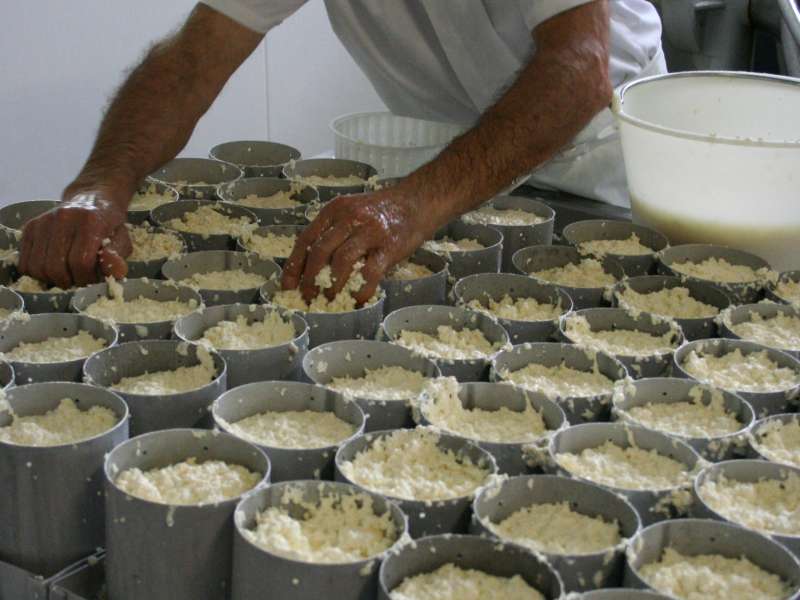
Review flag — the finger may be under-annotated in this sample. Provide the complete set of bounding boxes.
[68,230,105,287]
[354,249,390,306]
[282,211,334,290]
[25,221,50,283]
[300,224,354,302]
[43,222,77,290]
[98,247,128,280]
[329,234,372,299]
[98,226,131,280]
[18,222,36,274]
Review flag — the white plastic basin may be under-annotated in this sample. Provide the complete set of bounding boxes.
[614,71,800,271]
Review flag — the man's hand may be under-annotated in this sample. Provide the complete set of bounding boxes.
[19,190,132,289]
[282,2,610,299]
[282,189,428,305]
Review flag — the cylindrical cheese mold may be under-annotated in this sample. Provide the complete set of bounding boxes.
[0,313,117,384]
[472,474,641,592]
[231,480,407,600]
[560,308,684,379]
[612,377,754,461]
[492,342,628,424]
[83,340,226,436]
[418,381,567,475]
[210,140,301,179]
[104,428,269,600]
[453,272,572,344]
[147,157,242,200]
[563,219,669,277]
[548,422,702,526]
[673,338,800,418]
[609,275,731,341]
[513,245,625,310]
[658,243,771,304]
[425,221,502,282]
[218,176,316,224]
[282,158,377,203]
[213,380,364,482]
[693,459,800,557]
[335,428,497,538]
[174,303,308,388]
[71,278,202,343]
[623,519,800,598]
[151,200,258,253]
[381,248,448,318]
[303,339,441,432]
[162,250,281,306]
[377,534,563,600]
[261,280,385,349]
[0,382,128,576]
[381,305,510,382]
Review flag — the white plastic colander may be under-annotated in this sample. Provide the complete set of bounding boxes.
[331,112,464,177]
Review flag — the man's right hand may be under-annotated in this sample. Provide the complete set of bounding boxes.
[18,190,132,289]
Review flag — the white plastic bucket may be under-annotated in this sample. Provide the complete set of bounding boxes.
[614,71,800,271]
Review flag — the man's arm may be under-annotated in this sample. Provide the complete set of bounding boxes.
[283,0,612,304]
[20,4,263,289]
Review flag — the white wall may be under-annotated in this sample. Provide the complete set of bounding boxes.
[0,1,385,203]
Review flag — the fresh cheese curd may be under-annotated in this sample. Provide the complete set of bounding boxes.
[11,275,71,293]
[396,325,502,360]
[200,313,295,350]
[271,264,380,312]
[164,205,255,238]
[2,331,107,363]
[328,366,429,401]
[638,548,789,600]
[682,348,800,393]
[294,174,365,187]
[462,206,546,227]
[84,282,197,324]
[698,473,800,537]
[618,388,742,438]
[242,231,297,259]
[242,490,398,563]
[501,362,615,399]
[387,261,434,281]
[423,237,485,253]
[236,190,301,209]
[127,225,184,262]
[577,233,653,257]
[776,279,800,306]
[0,399,117,446]
[753,419,800,467]
[532,258,616,288]
[390,564,544,600]
[111,349,217,395]
[467,294,562,322]
[422,377,547,443]
[617,286,719,319]
[115,458,261,505]
[130,186,174,211]
[223,409,356,449]
[564,315,678,357]
[556,441,692,491]
[180,269,267,291]
[338,428,490,501]
[728,312,800,351]
[489,501,621,555]
[670,257,765,283]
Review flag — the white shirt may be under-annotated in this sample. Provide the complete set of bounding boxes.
[201,0,666,205]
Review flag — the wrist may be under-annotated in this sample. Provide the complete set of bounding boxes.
[62,173,137,213]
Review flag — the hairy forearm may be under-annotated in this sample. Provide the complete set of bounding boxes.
[397,1,612,240]
[65,5,263,205]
